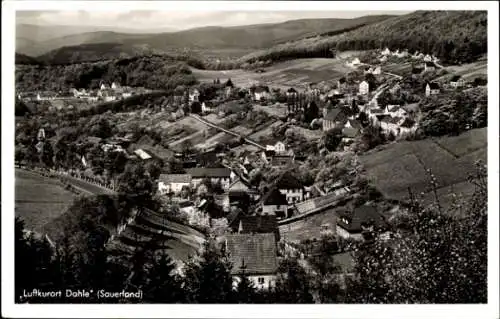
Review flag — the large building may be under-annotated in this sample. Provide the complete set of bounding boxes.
[225,233,279,290]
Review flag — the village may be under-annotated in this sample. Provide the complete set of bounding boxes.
[14,41,489,293]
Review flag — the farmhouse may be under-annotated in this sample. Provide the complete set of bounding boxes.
[189,88,200,102]
[286,87,298,97]
[424,61,436,72]
[425,82,440,96]
[201,101,215,113]
[158,174,192,195]
[336,205,390,241]
[111,82,121,89]
[275,172,305,205]
[266,141,286,154]
[450,75,466,88]
[381,47,391,56]
[260,187,289,219]
[359,81,369,95]
[323,108,347,132]
[186,167,232,189]
[253,86,271,101]
[134,149,153,161]
[337,77,347,90]
[100,82,110,90]
[225,233,278,290]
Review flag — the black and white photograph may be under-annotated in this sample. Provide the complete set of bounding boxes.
[2,1,499,318]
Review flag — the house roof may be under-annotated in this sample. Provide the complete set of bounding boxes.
[275,172,303,190]
[400,118,416,128]
[254,86,270,93]
[287,87,298,93]
[226,233,278,275]
[427,82,440,90]
[401,103,420,113]
[342,127,360,138]
[347,119,362,130]
[450,75,462,82]
[233,215,279,239]
[134,149,152,160]
[261,187,288,206]
[159,174,192,184]
[324,108,346,122]
[186,167,231,178]
[337,205,388,233]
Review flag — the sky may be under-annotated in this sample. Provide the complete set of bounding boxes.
[16,10,411,31]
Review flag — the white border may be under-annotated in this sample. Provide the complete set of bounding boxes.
[2,1,499,319]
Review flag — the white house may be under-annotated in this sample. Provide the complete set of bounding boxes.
[276,172,305,205]
[423,54,433,62]
[379,56,388,63]
[261,187,289,219]
[253,86,271,101]
[185,167,232,190]
[111,82,121,89]
[189,89,200,102]
[201,101,215,113]
[266,141,286,154]
[336,205,390,241]
[425,83,440,97]
[351,58,361,65]
[226,233,278,290]
[359,81,370,95]
[100,83,110,90]
[450,75,466,88]
[158,174,192,195]
[372,66,382,75]
[381,47,391,56]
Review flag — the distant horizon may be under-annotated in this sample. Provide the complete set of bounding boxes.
[16,10,411,32]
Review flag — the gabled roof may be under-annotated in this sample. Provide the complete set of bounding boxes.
[134,149,152,160]
[226,233,278,275]
[287,87,298,93]
[261,187,288,206]
[347,119,362,130]
[186,167,231,178]
[337,205,388,233]
[275,172,303,190]
[159,174,192,184]
[427,82,440,90]
[324,108,347,122]
[342,127,360,138]
[401,103,420,113]
[400,118,416,128]
[232,215,278,236]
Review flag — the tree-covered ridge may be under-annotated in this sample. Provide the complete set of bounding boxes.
[15,55,197,91]
[35,42,161,65]
[240,11,487,65]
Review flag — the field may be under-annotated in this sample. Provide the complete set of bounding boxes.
[191,58,353,90]
[15,169,76,233]
[359,128,487,213]
[279,207,338,243]
[436,59,488,81]
[382,61,413,76]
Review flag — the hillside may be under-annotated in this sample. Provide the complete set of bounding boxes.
[15,55,197,91]
[15,53,40,65]
[19,15,394,58]
[36,42,163,65]
[240,11,487,65]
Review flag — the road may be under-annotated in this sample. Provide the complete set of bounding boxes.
[189,114,266,150]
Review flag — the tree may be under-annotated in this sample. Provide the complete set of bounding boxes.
[40,142,54,168]
[183,241,235,303]
[323,129,343,152]
[274,258,314,303]
[117,163,154,206]
[143,251,184,303]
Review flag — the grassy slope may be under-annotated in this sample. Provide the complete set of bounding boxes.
[15,169,76,233]
[359,128,487,212]
[191,58,352,90]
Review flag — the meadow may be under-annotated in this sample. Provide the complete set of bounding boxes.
[359,128,487,213]
[15,169,76,233]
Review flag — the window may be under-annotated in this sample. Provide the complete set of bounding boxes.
[277,205,280,210]
[258,277,265,284]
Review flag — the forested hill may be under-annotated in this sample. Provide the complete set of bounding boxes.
[240,11,487,65]
[15,53,40,65]
[35,43,161,65]
[18,15,395,58]
[15,55,197,92]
